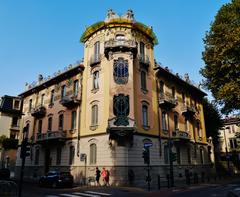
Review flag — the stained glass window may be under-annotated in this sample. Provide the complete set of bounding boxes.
[113,58,129,84]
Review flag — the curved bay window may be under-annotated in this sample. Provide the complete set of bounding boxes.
[113,94,129,126]
[113,58,129,84]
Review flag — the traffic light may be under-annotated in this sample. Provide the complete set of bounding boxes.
[170,152,177,162]
[142,147,150,164]
[20,140,31,158]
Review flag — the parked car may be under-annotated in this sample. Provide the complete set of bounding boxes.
[0,168,10,180]
[39,171,73,188]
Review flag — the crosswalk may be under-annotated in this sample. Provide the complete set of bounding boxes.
[45,190,112,197]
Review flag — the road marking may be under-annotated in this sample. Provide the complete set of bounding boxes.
[73,192,100,197]
[60,194,83,197]
[85,191,112,196]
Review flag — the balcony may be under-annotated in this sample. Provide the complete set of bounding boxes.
[89,55,101,67]
[104,39,137,58]
[60,94,81,108]
[138,55,150,69]
[36,130,66,144]
[31,105,46,118]
[159,93,177,109]
[172,129,191,141]
[181,104,196,117]
[10,124,20,131]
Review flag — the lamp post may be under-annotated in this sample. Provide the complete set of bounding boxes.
[18,126,29,197]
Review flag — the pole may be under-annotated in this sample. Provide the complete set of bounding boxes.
[147,163,150,191]
[168,138,174,187]
[18,140,26,197]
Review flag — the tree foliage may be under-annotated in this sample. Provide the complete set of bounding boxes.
[0,135,18,150]
[201,0,240,114]
[203,98,223,148]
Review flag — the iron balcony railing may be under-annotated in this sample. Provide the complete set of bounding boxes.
[31,105,46,118]
[36,130,66,142]
[105,39,137,49]
[159,93,177,109]
[172,129,191,140]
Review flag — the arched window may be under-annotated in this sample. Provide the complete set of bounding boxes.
[174,113,178,131]
[61,85,66,99]
[141,71,147,90]
[73,80,79,96]
[113,58,129,84]
[162,111,168,131]
[50,89,54,105]
[196,121,202,137]
[140,42,145,57]
[113,94,129,126]
[58,114,64,130]
[71,111,76,130]
[48,117,52,131]
[69,145,75,165]
[116,34,125,40]
[94,41,100,61]
[29,99,32,112]
[34,148,39,165]
[93,71,99,90]
[38,120,42,133]
[185,118,189,132]
[90,143,97,164]
[91,105,98,126]
[142,105,148,127]
[159,81,164,95]
[40,94,45,106]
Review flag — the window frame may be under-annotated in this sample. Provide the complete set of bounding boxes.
[89,143,97,164]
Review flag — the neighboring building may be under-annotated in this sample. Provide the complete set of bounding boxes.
[0,95,22,169]
[16,10,213,187]
[218,116,240,173]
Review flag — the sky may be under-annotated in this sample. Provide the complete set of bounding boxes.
[0,0,231,97]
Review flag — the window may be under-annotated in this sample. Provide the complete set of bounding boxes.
[71,111,76,129]
[38,120,42,133]
[29,99,32,112]
[176,147,181,164]
[50,89,54,105]
[185,118,189,132]
[34,148,39,165]
[56,147,62,165]
[196,121,202,137]
[48,117,52,131]
[91,105,98,126]
[12,117,18,127]
[164,145,169,164]
[140,42,145,57]
[187,148,191,164]
[113,94,130,126]
[141,71,147,90]
[73,80,79,96]
[172,87,176,98]
[90,143,97,164]
[174,113,178,131]
[93,71,99,89]
[69,146,75,165]
[232,125,235,133]
[58,114,64,130]
[182,93,186,104]
[159,81,164,94]
[14,100,20,109]
[162,112,168,131]
[142,105,148,127]
[41,94,45,106]
[61,85,66,99]
[94,41,100,61]
[113,58,129,84]
[229,138,238,149]
[116,34,125,40]
[200,148,204,164]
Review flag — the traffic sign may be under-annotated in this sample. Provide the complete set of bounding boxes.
[144,142,153,148]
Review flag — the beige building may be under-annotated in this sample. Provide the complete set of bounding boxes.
[0,95,22,169]
[16,10,214,187]
[218,116,240,173]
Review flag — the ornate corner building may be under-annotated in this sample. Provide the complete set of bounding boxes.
[15,10,214,187]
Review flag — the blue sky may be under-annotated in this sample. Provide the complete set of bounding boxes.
[0,0,230,97]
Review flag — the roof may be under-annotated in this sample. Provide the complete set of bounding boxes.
[80,19,158,45]
[154,64,207,98]
[223,117,240,125]
[0,95,22,115]
[19,64,84,98]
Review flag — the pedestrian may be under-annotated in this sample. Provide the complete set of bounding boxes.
[96,167,101,186]
[105,169,110,186]
[101,167,107,186]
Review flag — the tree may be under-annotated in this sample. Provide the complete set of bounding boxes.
[202,98,223,148]
[201,0,240,114]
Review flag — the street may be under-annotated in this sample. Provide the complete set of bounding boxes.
[19,180,240,197]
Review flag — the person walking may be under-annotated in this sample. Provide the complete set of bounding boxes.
[101,167,107,186]
[105,169,110,186]
[95,167,101,186]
